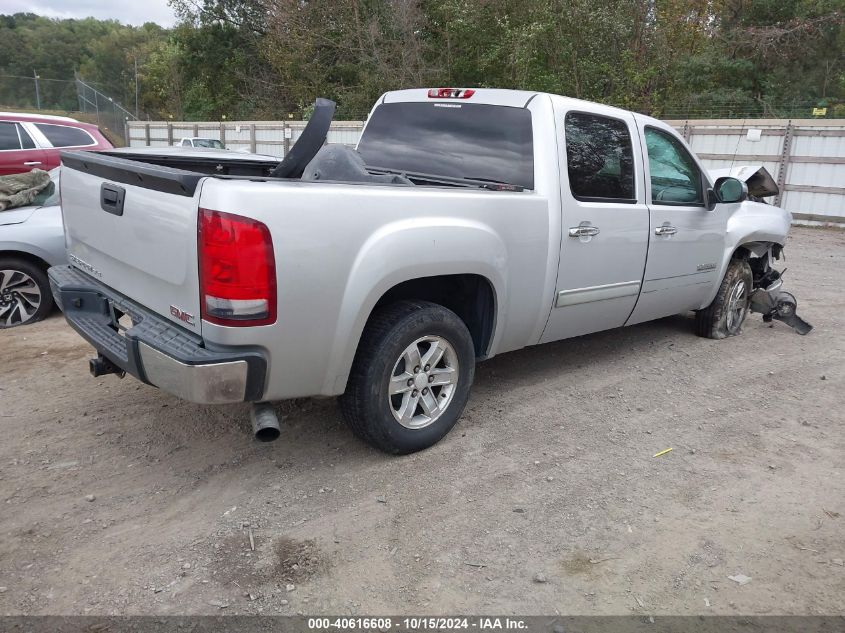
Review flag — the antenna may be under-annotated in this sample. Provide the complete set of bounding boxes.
[729,117,747,172]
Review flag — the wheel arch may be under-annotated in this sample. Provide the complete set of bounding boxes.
[328,271,501,396]
[372,273,498,359]
[702,234,786,308]
[0,249,52,271]
[321,218,509,395]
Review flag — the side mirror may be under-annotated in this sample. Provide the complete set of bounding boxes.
[714,176,748,204]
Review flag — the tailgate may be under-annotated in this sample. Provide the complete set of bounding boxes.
[60,151,204,332]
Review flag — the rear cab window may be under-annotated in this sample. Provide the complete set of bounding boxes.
[357,101,534,190]
[35,123,95,148]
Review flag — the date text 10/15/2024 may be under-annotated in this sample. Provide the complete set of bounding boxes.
[307,617,528,630]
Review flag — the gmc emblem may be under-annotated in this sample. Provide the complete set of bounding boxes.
[170,305,196,326]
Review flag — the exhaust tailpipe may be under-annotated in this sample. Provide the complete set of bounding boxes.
[250,402,281,442]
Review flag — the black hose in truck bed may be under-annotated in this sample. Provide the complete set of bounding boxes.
[269,98,337,179]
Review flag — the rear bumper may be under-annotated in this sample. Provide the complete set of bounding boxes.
[48,265,267,404]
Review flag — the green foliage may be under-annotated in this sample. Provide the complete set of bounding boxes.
[1,0,843,121]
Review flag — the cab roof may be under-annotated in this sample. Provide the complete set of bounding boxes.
[0,111,80,123]
[380,88,667,127]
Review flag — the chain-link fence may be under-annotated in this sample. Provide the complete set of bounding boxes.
[75,77,137,144]
[0,74,78,111]
[3,72,841,146]
[655,99,843,120]
[0,74,139,145]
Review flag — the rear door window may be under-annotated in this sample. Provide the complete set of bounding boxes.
[34,123,95,148]
[564,112,635,202]
[357,102,534,190]
[0,122,21,150]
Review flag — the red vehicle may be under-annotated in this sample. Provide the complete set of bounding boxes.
[0,112,113,176]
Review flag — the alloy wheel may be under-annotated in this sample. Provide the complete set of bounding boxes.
[388,335,460,429]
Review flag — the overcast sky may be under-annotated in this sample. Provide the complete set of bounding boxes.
[0,0,178,26]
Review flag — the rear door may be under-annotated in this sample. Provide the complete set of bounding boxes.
[625,122,724,325]
[540,107,650,343]
[60,152,205,332]
[0,121,48,175]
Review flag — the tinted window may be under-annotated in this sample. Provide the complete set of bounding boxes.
[195,138,224,149]
[645,127,703,205]
[564,112,635,201]
[357,102,534,189]
[18,124,36,149]
[0,122,21,150]
[35,123,94,148]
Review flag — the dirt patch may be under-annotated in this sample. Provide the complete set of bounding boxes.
[206,532,326,593]
[273,537,325,583]
[560,551,596,576]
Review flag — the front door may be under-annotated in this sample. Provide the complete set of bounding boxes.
[625,122,725,326]
[540,107,650,343]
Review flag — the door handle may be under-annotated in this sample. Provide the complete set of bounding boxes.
[100,183,126,216]
[568,225,600,238]
[654,225,678,236]
[23,161,42,166]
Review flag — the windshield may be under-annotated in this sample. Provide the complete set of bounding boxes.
[357,102,534,190]
[194,138,225,149]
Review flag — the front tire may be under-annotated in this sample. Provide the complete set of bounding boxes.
[340,300,475,454]
[0,258,53,328]
[695,258,753,339]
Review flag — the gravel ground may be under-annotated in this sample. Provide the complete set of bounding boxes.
[0,226,843,616]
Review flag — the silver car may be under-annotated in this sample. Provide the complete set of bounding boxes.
[0,168,65,328]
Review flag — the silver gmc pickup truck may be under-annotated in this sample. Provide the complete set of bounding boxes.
[50,88,811,454]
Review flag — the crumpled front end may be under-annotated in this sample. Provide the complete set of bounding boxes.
[747,245,813,335]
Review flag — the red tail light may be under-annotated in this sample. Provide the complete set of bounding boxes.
[427,88,475,99]
[199,208,276,326]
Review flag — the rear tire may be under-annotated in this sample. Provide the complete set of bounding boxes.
[694,258,752,339]
[0,257,53,328]
[340,300,475,454]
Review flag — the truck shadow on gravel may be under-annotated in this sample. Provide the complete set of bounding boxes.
[122,311,718,467]
[250,313,701,453]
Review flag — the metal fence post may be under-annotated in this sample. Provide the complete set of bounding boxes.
[250,124,256,153]
[220,121,226,147]
[124,120,129,148]
[33,70,41,109]
[144,123,150,147]
[167,123,173,146]
[775,121,793,208]
[283,123,291,156]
